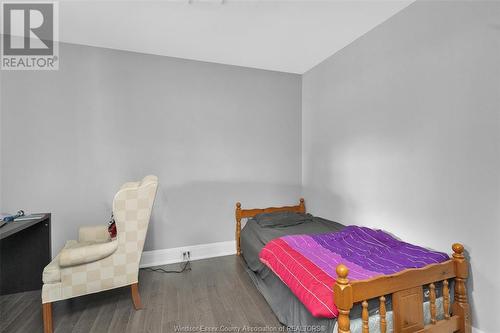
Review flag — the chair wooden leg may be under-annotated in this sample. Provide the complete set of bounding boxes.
[131,283,143,310]
[42,302,53,333]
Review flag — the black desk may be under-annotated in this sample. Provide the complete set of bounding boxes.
[0,213,51,295]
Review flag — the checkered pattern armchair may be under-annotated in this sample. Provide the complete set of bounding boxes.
[41,175,158,333]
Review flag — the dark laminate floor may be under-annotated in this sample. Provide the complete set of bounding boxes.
[0,255,281,333]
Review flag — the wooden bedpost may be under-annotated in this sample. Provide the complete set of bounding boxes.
[452,243,471,333]
[334,264,353,333]
[299,198,305,213]
[235,202,242,256]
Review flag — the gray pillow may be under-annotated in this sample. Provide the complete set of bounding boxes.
[254,211,313,228]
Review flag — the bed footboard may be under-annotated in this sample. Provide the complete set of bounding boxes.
[334,243,471,333]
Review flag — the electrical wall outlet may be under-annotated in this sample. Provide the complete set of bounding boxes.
[182,251,191,261]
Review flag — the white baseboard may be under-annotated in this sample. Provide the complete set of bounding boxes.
[473,327,486,333]
[140,240,236,268]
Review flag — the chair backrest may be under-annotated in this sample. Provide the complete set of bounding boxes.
[112,175,158,262]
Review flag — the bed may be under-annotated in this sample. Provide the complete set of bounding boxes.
[235,199,471,333]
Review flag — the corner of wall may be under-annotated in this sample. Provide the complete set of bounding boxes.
[0,73,3,213]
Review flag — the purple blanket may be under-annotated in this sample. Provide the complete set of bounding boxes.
[308,226,450,278]
[260,225,450,318]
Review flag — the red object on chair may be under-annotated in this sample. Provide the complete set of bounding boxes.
[108,215,117,239]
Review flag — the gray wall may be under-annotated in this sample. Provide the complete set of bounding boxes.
[302,1,499,332]
[0,43,302,253]
[0,74,3,213]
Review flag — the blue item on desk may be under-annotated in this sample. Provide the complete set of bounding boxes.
[3,210,25,222]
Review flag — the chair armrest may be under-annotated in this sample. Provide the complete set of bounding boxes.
[59,239,118,267]
[78,225,110,242]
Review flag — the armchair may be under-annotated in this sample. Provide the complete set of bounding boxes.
[41,175,158,333]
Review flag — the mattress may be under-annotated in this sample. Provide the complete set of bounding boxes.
[241,215,357,332]
[240,214,451,333]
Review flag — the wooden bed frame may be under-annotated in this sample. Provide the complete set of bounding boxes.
[235,198,471,333]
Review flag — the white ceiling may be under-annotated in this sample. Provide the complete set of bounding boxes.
[57,0,413,74]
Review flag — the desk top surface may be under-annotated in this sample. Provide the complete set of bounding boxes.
[0,213,50,240]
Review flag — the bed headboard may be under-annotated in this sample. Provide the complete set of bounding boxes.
[234,198,305,255]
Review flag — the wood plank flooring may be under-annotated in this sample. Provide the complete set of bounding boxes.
[0,255,281,333]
